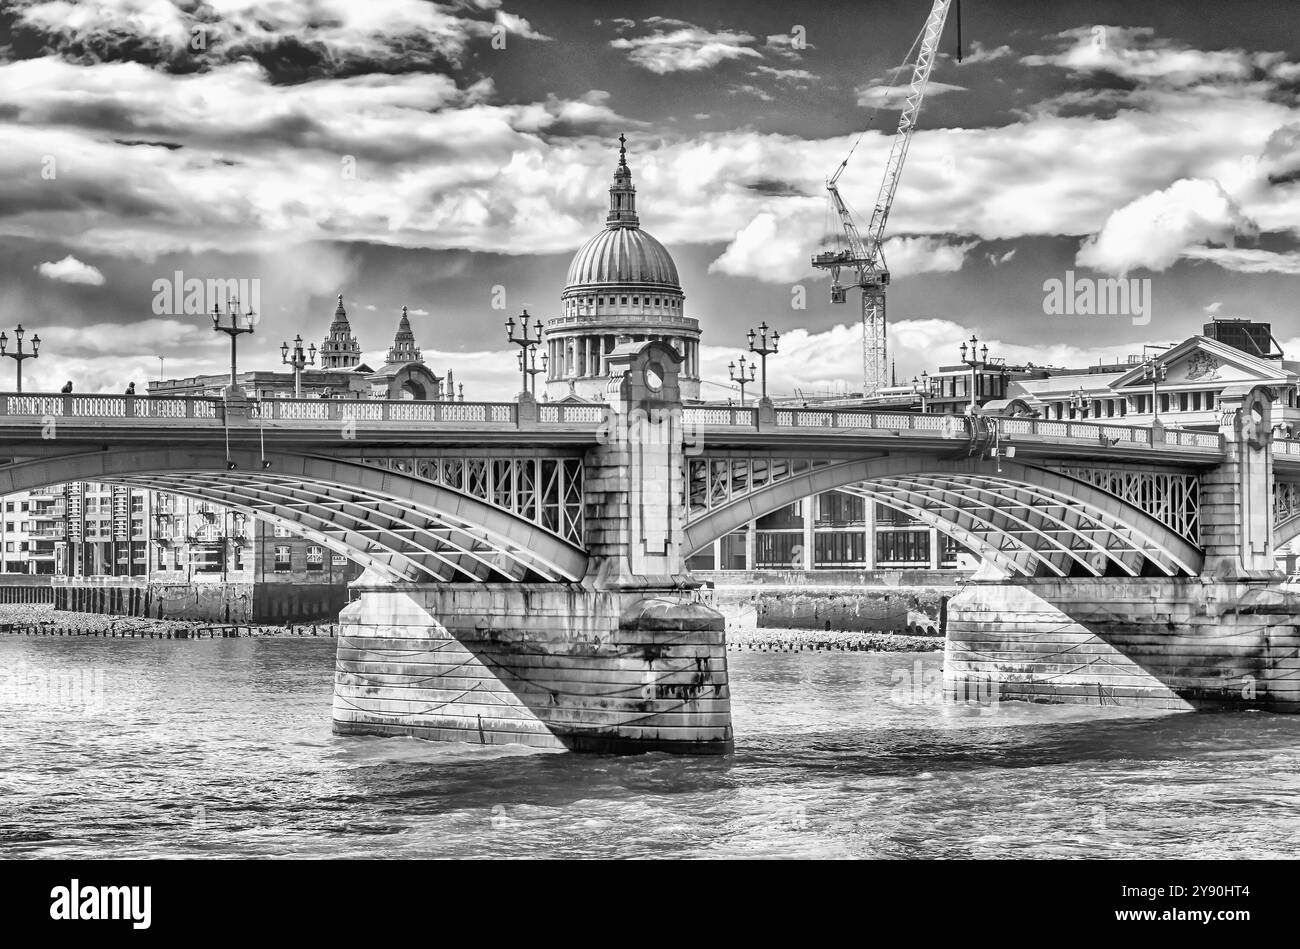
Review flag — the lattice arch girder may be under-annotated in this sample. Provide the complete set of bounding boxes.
[1274,481,1300,549]
[835,479,1148,578]
[684,456,1205,578]
[0,447,589,583]
[106,472,528,583]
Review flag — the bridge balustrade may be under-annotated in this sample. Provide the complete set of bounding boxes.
[0,392,1228,455]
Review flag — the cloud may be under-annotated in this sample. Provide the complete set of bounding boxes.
[731,84,774,102]
[9,0,550,72]
[1022,25,1282,87]
[1075,178,1257,274]
[708,208,977,283]
[700,318,1162,399]
[883,236,978,275]
[857,80,967,107]
[35,254,105,285]
[751,65,817,83]
[947,41,1014,65]
[2,30,1298,282]
[610,22,762,74]
[1182,246,1300,274]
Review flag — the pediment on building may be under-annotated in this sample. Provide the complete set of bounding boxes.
[1110,336,1291,390]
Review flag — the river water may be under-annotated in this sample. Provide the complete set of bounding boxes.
[2,636,1297,859]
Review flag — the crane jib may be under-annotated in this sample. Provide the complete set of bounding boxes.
[809,0,955,398]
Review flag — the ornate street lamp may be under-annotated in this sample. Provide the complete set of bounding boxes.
[521,348,548,398]
[0,324,41,393]
[212,300,255,390]
[728,355,756,406]
[958,334,990,410]
[505,309,543,397]
[281,334,317,398]
[913,371,940,412]
[1069,386,1091,420]
[746,321,780,401]
[1142,357,1168,422]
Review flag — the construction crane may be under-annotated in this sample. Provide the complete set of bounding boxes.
[812,0,958,397]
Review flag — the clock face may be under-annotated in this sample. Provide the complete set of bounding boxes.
[644,362,664,392]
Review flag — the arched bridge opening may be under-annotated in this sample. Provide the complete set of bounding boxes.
[685,454,1205,579]
[0,447,589,583]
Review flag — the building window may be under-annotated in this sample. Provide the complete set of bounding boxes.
[306,546,324,570]
[814,532,865,569]
[876,529,930,566]
[273,524,291,538]
[274,546,291,571]
[1205,392,1215,410]
[620,296,628,305]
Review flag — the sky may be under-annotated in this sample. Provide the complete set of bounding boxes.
[1,0,1298,398]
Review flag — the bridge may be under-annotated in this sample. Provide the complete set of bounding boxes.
[2,340,1298,750]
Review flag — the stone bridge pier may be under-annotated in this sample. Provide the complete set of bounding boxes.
[946,385,1300,712]
[332,340,733,753]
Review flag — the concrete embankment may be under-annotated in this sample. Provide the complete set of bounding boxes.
[0,604,338,638]
[726,626,942,652]
[694,569,969,637]
[0,574,347,623]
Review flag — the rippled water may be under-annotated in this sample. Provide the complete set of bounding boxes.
[1,636,1297,859]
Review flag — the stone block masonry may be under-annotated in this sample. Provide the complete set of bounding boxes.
[946,578,1300,712]
[333,582,732,753]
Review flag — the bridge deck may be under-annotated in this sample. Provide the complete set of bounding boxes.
[0,392,1251,464]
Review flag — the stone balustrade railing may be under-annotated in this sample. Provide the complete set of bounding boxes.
[0,392,1228,454]
[682,405,1224,453]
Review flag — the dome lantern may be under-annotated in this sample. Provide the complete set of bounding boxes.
[607,133,639,227]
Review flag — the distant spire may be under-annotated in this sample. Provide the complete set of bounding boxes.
[606,132,639,228]
[387,305,423,365]
[321,292,361,369]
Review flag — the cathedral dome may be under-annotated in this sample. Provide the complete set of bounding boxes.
[545,134,700,404]
[565,226,680,290]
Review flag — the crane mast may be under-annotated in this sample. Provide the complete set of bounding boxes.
[811,0,954,397]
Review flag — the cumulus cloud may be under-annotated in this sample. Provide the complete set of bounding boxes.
[1,23,1298,283]
[1022,25,1277,86]
[9,0,549,71]
[610,20,762,74]
[35,254,105,285]
[1075,178,1257,274]
[700,318,1160,399]
[708,208,977,283]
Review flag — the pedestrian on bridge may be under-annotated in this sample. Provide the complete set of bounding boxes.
[125,382,135,395]
[60,380,72,393]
